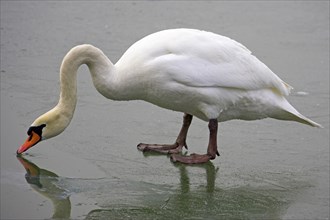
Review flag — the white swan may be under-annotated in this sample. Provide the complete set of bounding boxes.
[17,28,321,164]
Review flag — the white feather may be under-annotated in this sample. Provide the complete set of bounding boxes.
[30,28,322,142]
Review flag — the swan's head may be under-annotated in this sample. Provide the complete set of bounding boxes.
[17,107,71,154]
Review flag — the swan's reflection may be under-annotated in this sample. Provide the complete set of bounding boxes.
[174,161,218,193]
[16,155,217,219]
[17,156,71,219]
[17,155,292,220]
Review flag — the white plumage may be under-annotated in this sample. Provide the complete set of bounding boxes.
[114,29,317,125]
[17,29,321,163]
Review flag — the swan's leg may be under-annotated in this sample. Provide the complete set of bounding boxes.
[170,119,220,164]
[137,113,193,154]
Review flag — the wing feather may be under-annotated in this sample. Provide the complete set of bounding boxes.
[153,30,290,95]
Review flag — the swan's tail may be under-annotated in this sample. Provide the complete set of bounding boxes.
[285,109,322,128]
[274,98,322,128]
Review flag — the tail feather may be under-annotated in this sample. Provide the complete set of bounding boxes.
[285,110,323,128]
[275,98,322,128]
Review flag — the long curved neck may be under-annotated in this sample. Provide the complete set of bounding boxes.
[57,44,115,116]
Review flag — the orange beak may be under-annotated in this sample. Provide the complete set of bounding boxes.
[17,131,41,154]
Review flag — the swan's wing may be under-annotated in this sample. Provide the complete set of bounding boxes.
[118,28,292,96]
[165,53,291,96]
[153,30,292,96]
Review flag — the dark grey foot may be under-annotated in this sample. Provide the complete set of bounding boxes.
[137,142,186,154]
[170,153,214,164]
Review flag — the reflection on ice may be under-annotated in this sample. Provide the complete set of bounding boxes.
[16,155,305,220]
[17,156,71,219]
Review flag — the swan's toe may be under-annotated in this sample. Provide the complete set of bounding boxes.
[137,143,148,151]
[170,153,212,164]
[137,142,184,154]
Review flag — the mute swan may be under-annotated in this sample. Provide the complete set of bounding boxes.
[17,28,321,164]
